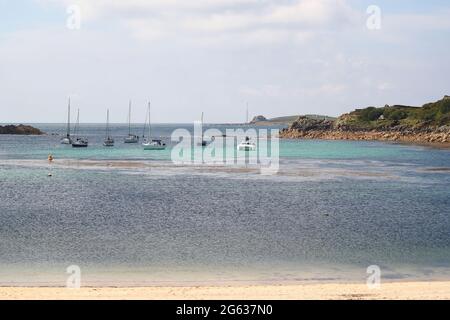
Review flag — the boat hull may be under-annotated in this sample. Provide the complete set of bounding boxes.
[61,138,72,145]
[104,138,114,147]
[238,144,256,151]
[143,145,166,150]
[72,144,88,148]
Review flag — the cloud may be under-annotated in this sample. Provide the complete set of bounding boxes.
[36,0,361,44]
[2,1,448,122]
[385,10,450,31]
[266,0,358,27]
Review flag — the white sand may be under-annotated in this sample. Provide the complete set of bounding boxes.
[1,281,449,300]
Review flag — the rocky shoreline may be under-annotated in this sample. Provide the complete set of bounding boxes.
[280,117,450,144]
[280,97,450,145]
[0,124,44,135]
[280,128,450,144]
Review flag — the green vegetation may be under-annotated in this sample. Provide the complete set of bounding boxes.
[345,96,450,129]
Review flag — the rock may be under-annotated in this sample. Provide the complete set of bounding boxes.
[0,124,44,135]
[289,116,334,132]
[250,115,267,123]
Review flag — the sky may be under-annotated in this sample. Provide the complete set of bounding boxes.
[0,0,449,123]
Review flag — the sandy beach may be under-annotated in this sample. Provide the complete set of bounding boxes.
[1,281,449,300]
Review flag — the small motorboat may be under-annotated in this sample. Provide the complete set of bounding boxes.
[237,136,256,151]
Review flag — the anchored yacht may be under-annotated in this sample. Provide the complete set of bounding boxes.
[124,100,139,143]
[61,98,72,144]
[71,109,88,148]
[142,102,166,150]
[103,109,114,147]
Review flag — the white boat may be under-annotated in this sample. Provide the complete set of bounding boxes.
[124,100,139,143]
[71,109,88,148]
[61,98,72,144]
[198,112,209,146]
[72,137,89,148]
[238,136,256,151]
[103,109,114,147]
[124,134,139,143]
[143,139,166,150]
[142,102,166,150]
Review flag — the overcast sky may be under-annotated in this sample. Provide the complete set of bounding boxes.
[1,0,449,123]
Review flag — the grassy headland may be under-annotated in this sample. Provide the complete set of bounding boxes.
[280,96,450,144]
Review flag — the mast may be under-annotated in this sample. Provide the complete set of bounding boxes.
[67,98,71,138]
[142,106,148,138]
[128,100,132,135]
[148,102,152,139]
[106,109,110,138]
[201,112,204,142]
[75,108,80,138]
[246,102,249,124]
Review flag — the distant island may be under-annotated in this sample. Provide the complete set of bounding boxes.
[280,96,450,144]
[0,124,44,135]
[250,114,336,126]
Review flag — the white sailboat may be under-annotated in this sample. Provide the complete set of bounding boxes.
[103,109,114,147]
[61,98,72,144]
[198,112,208,147]
[72,109,88,148]
[143,102,166,150]
[124,100,139,143]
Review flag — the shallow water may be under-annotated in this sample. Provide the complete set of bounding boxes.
[0,124,449,286]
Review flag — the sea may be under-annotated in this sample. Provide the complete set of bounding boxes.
[0,123,449,287]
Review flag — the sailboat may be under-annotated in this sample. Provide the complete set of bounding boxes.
[72,109,88,148]
[198,112,208,147]
[61,98,72,144]
[124,100,139,143]
[143,102,166,150]
[103,109,114,147]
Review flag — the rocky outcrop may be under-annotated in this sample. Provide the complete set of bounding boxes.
[280,116,450,144]
[250,115,267,123]
[287,116,334,131]
[0,124,44,135]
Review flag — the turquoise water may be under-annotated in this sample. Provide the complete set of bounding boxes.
[0,124,449,286]
[1,124,445,163]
